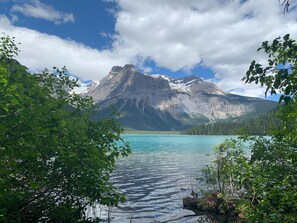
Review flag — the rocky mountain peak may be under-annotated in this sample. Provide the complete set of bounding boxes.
[177,75,200,83]
[110,65,123,74]
[110,64,136,74]
[122,64,136,71]
[85,65,276,131]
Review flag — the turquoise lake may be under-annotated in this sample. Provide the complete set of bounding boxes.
[89,134,235,223]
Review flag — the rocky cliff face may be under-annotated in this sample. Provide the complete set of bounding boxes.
[86,64,276,130]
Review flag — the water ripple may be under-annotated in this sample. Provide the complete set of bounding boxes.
[96,135,231,222]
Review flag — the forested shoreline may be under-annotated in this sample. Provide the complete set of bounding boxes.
[181,112,282,135]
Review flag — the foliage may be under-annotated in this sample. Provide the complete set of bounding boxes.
[243,33,297,104]
[182,112,282,135]
[197,139,249,196]
[198,34,297,223]
[198,137,297,222]
[0,34,130,222]
[241,34,297,222]
[240,136,297,222]
[279,0,290,14]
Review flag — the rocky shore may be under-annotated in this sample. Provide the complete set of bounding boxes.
[183,192,243,223]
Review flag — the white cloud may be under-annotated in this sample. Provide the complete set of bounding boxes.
[11,0,74,24]
[2,0,297,98]
[0,15,129,81]
[109,0,297,97]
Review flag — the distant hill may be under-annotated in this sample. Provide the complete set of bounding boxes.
[83,64,277,131]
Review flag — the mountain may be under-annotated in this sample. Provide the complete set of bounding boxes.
[86,64,277,131]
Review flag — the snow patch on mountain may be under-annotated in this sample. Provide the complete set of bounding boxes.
[150,74,197,93]
[170,78,196,93]
[82,64,277,131]
[72,80,100,94]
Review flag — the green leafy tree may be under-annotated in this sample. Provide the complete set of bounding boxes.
[240,33,297,222]
[198,139,249,196]
[244,33,297,104]
[0,34,130,223]
[198,34,297,222]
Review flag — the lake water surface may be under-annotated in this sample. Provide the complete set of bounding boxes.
[91,135,233,223]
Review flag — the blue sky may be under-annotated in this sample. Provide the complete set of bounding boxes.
[1,0,297,99]
[0,0,116,48]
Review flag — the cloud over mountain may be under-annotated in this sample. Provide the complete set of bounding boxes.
[1,0,297,97]
[111,0,297,96]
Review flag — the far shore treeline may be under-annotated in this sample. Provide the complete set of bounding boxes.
[181,111,282,135]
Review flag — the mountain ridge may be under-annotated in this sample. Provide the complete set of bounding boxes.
[84,64,276,131]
